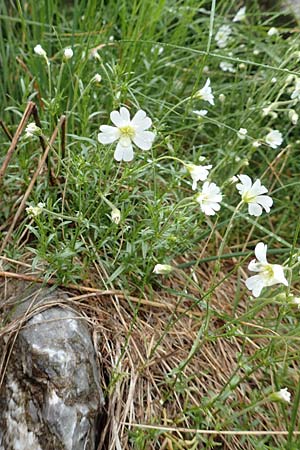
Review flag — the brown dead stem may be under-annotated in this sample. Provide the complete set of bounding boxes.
[0,115,66,252]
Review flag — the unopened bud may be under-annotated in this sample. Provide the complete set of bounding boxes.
[153,264,173,275]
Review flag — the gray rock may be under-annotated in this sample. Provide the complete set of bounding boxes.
[0,286,104,450]
[282,0,300,20]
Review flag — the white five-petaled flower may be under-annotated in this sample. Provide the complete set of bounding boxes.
[186,163,212,190]
[193,109,208,117]
[215,25,232,48]
[245,242,288,298]
[97,107,155,162]
[34,44,47,57]
[265,130,283,149]
[291,78,300,101]
[220,61,236,73]
[26,202,45,218]
[270,388,291,403]
[24,122,41,138]
[196,79,214,105]
[64,47,73,59]
[236,175,273,217]
[196,181,222,216]
[233,6,246,22]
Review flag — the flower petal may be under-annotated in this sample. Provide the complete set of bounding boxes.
[114,141,134,162]
[245,275,265,297]
[110,110,123,127]
[270,264,288,286]
[255,242,267,264]
[131,110,152,130]
[248,203,262,216]
[119,107,131,122]
[250,179,268,196]
[98,126,120,144]
[256,195,273,212]
[133,131,155,150]
[236,174,252,193]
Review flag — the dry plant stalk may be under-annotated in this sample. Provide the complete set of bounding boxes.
[0,115,66,252]
[0,101,36,182]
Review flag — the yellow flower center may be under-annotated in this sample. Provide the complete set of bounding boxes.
[262,264,274,279]
[119,125,135,139]
[242,191,256,203]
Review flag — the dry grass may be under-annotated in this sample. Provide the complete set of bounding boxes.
[1,252,293,449]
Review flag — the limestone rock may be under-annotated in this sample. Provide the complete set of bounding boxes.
[0,286,104,450]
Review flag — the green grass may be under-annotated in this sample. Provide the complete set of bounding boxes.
[1,0,300,448]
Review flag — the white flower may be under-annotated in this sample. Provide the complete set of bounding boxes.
[26,202,45,218]
[270,388,291,403]
[97,107,155,162]
[220,61,236,73]
[252,140,261,148]
[215,25,232,48]
[34,44,47,57]
[291,78,300,101]
[245,242,288,298]
[265,130,283,149]
[237,128,247,139]
[233,6,246,22]
[193,109,208,117]
[271,77,277,83]
[64,47,73,59]
[111,208,121,224]
[196,79,214,105]
[236,175,273,216]
[268,27,279,37]
[153,264,173,275]
[93,73,102,83]
[196,181,222,216]
[24,122,41,138]
[186,163,212,190]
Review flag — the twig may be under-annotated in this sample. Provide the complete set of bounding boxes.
[0,116,66,252]
[122,422,300,436]
[0,120,13,141]
[0,270,203,316]
[0,101,36,183]
[61,115,67,160]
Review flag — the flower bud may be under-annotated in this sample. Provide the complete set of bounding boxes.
[64,47,73,59]
[93,73,102,83]
[153,264,173,275]
[237,128,247,139]
[111,208,121,224]
[24,122,41,138]
[34,44,47,57]
[289,109,298,125]
[269,388,291,403]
